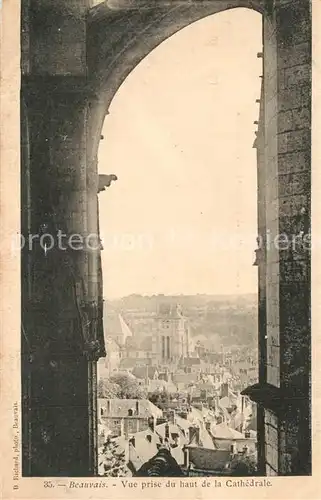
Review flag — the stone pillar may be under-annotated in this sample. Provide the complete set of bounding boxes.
[276,0,311,475]
[255,70,267,476]
[21,78,104,476]
[261,0,311,476]
[245,1,311,476]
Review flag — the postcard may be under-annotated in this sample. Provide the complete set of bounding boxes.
[1,0,320,498]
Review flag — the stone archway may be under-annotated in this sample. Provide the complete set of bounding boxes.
[21,0,311,476]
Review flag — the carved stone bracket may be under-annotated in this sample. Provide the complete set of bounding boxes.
[77,298,106,361]
[98,174,118,193]
[241,383,307,416]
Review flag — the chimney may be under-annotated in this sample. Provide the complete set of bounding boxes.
[188,425,200,445]
[195,426,200,445]
[221,383,229,398]
[230,442,237,456]
[124,419,129,440]
[183,447,190,467]
[136,400,139,415]
[148,416,155,432]
[165,423,170,439]
[169,410,176,424]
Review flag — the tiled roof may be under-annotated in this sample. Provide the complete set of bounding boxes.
[188,426,215,450]
[211,422,244,440]
[155,422,188,443]
[219,395,237,409]
[172,373,198,384]
[229,411,245,430]
[129,429,161,466]
[170,445,185,465]
[188,406,204,424]
[188,447,231,471]
[175,415,191,432]
[100,399,162,418]
[104,311,133,344]
[245,413,257,432]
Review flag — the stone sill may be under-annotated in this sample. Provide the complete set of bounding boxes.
[241,383,306,415]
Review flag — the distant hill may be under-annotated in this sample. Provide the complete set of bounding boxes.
[104,294,257,348]
[105,293,257,311]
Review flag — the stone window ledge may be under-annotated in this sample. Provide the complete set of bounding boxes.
[241,383,306,415]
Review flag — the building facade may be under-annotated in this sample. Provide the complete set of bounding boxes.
[152,304,189,365]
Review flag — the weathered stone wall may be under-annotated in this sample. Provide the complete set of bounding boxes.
[277,0,311,475]
[264,409,278,475]
[21,0,103,475]
[261,0,311,476]
[21,77,105,474]
[26,0,88,76]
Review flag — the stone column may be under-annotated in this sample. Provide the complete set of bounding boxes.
[245,1,311,476]
[21,78,104,476]
[276,0,311,475]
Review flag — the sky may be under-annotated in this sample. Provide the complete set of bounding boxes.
[98,8,263,299]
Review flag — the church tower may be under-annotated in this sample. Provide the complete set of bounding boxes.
[154,303,186,366]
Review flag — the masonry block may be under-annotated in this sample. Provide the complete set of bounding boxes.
[268,326,280,348]
[279,86,310,112]
[278,43,310,70]
[278,110,292,133]
[280,129,310,154]
[267,343,280,370]
[280,260,309,283]
[284,64,310,87]
[267,365,280,388]
[278,107,310,133]
[278,172,310,197]
[265,410,278,429]
[267,296,280,327]
[30,0,88,75]
[278,151,310,175]
[277,1,311,47]
[292,106,311,130]
[278,215,307,237]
